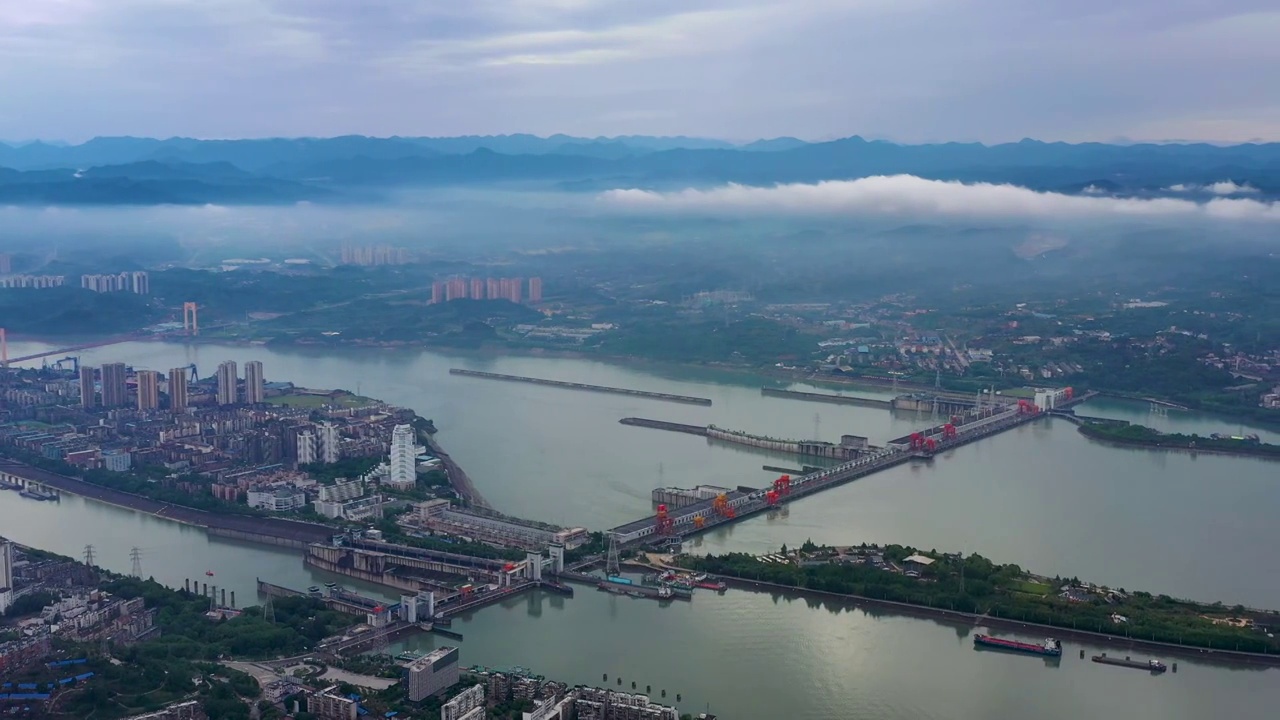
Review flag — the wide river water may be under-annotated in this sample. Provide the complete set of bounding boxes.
[1,339,1277,719]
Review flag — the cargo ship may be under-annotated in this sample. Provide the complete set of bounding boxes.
[696,580,727,592]
[973,635,1062,657]
[1092,654,1167,672]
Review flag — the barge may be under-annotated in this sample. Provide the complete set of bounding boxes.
[974,635,1062,657]
[1092,653,1167,673]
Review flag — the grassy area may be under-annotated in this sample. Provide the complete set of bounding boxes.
[263,392,376,409]
[1011,579,1054,596]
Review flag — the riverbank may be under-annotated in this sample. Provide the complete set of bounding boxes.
[1077,422,1280,460]
[0,458,333,547]
[683,545,1280,658]
[718,576,1280,668]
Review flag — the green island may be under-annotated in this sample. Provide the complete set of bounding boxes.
[1076,421,1280,459]
[681,542,1280,655]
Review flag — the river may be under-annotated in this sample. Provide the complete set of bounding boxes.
[1,339,1277,719]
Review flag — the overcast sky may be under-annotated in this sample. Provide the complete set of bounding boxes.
[1,0,1277,144]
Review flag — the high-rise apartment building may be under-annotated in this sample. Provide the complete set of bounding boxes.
[0,540,12,616]
[168,367,189,411]
[319,422,341,464]
[216,361,238,406]
[528,277,543,303]
[470,278,484,301]
[100,363,128,407]
[446,278,468,301]
[243,361,265,404]
[431,281,445,304]
[497,277,522,303]
[79,366,97,408]
[130,271,150,294]
[0,253,10,274]
[389,424,416,489]
[136,370,160,411]
[407,646,459,701]
[486,278,500,300]
[0,275,64,288]
[297,431,317,465]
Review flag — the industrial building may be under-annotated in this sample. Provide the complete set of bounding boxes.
[409,500,589,551]
[650,485,731,509]
[246,488,308,512]
[406,646,460,702]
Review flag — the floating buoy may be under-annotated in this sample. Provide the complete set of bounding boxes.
[616,677,622,685]
[661,689,666,697]
[603,673,608,682]
[646,685,651,693]
[677,693,682,702]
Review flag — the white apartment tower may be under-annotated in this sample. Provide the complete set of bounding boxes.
[243,361,265,404]
[297,431,318,465]
[389,424,416,489]
[216,361,238,406]
[319,422,341,464]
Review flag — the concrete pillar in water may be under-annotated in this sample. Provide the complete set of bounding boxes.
[221,588,226,606]
[202,583,207,596]
[230,591,235,608]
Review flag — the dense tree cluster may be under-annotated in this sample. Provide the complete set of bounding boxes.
[685,547,1279,654]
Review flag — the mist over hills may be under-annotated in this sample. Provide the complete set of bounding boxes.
[2,134,1279,206]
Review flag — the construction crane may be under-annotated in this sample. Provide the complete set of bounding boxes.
[53,356,79,373]
[181,363,199,383]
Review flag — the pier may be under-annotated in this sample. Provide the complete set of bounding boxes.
[450,369,713,405]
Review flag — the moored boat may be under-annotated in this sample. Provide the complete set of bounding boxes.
[973,634,1062,657]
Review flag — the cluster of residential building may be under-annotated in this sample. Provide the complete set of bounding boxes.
[0,362,445,516]
[0,274,65,289]
[431,276,543,304]
[339,244,412,266]
[0,538,157,669]
[80,271,150,294]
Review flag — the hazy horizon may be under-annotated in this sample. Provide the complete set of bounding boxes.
[2,2,1277,144]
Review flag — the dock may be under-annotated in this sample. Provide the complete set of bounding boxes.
[450,369,713,405]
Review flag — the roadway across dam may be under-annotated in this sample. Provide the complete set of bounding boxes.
[609,392,1094,545]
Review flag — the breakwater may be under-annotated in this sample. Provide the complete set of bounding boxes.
[761,387,891,409]
[619,418,870,461]
[450,369,713,405]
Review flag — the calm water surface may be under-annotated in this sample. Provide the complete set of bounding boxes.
[2,339,1276,719]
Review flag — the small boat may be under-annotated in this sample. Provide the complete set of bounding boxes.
[974,635,1062,657]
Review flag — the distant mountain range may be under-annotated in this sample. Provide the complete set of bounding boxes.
[2,134,1278,205]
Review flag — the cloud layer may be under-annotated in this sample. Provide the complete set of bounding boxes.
[1,1,1279,142]
[600,176,1280,221]
[1167,181,1260,194]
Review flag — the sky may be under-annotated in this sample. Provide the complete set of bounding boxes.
[1,0,1278,144]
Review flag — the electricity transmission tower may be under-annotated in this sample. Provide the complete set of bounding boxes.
[263,595,275,624]
[130,547,143,578]
[605,533,621,577]
[82,544,95,568]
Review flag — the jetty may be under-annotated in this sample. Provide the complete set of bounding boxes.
[450,369,712,405]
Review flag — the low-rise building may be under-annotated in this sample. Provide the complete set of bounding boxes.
[246,487,308,512]
[310,685,359,720]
